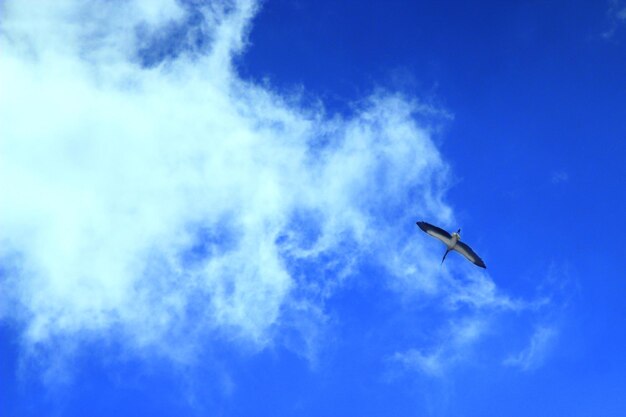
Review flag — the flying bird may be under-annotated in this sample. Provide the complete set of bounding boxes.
[416,221,486,268]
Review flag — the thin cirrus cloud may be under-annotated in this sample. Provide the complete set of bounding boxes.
[504,325,558,371]
[0,0,550,378]
[388,267,552,377]
[603,0,626,38]
[551,170,569,184]
[0,0,452,361]
[391,317,487,377]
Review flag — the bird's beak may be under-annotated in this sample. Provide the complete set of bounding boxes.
[457,228,461,234]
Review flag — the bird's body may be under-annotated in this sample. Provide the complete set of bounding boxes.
[416,221,486,268]
[448,232,460,249]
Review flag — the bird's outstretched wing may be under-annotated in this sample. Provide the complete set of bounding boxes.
[453,241,487,268]
[416,221,452,247]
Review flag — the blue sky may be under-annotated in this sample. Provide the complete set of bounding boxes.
[1,0,626,416]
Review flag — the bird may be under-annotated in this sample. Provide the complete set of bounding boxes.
[416,221,486,268]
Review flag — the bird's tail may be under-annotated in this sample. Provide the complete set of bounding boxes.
[441,249,450,265]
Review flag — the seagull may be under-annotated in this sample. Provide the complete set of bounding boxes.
[416,221,486,268]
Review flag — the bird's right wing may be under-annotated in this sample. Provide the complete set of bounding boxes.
[453,241,487,268]
[416,221,452,246]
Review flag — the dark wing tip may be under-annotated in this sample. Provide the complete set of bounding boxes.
[416,221,428,232]
[416,221,453,241]
[472,252,487,268]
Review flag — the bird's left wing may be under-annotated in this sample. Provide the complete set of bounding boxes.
[453,241,486,268]
[416,221,452,246]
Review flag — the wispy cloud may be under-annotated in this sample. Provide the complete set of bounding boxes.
[610,0,626,21]
[0,1,564,389]
[389,265,557,378]
[602,0,626,39]
[504,325,558,371]
[551,170,569,185]
[0,0,452,366]
[444,269,536,311]
[391,317,486,377]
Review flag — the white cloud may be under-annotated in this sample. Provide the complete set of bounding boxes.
[392,317,486,377]
[609,0,626,21]
[0,0,453,364]
[389,266,556,377]
[504,325,557,371]
[444,269,527,310]
[0,1,561,386]
[551,170,569,184]
[602,0,626,39]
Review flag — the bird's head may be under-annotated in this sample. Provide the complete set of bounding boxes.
[452,228,461,240]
